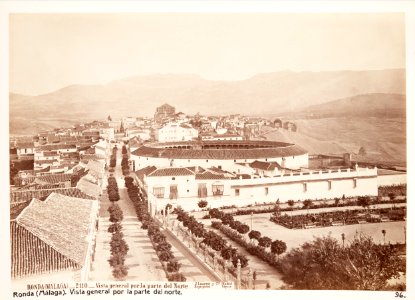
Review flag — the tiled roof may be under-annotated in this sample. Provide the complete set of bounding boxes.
[76,177,101,198]
[135,166,157,182]
[132,141,307,160]
[80,154,106,160]
[35,159,58,164]
[195,172,229,180]
[15,193,98,265]
[180,124,192,129]
[147,167,195,177]
[34,174,72,185]
[16,142,34,149]
[208,167,228,174]
[38,144,77,151]
[85,160,105,179]
[35,166,50,173]
[43,151,59,157]
[186,166,205,173]
[10,187,95,205]
[10,221,81,278]
[249,160,281,171]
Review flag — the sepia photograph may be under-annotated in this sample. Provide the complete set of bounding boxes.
[1,1,414,300]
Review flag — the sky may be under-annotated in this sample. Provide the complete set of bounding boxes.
[9,13,405,96]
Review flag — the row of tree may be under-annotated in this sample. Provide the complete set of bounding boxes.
[109,146,117,169]
[107,203,129,280]
[124,176,186,281]
[271,206,406,229]
[209,208,250,234]
[378,184,406,197]
[107,175,120,202]
[208,209,287,265]
[175,207,248,269]
[121,145,130,176]
[202,191,406,220]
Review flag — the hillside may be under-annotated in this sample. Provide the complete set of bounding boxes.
[261,115,406,165]
[293,93,405,119]
[9,69,405,134]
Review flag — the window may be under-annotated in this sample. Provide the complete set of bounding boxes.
[212,183,224,196]
[303,183,307,192]
[198,183,208,198]
[235,189,240,196]
[172,177,175,180]
[169,185,178,200]
[206,160,209,162]
[153,187,165,198]
[353,178,357,188]
[265,187,269,195]
[328,180,332,190]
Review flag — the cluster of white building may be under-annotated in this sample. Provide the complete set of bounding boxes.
[128,140,405,214]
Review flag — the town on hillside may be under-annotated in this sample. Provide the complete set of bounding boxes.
[9,103,407,291]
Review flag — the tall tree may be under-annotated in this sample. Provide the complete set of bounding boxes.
[279,235,403,290]
[271,240,287,260]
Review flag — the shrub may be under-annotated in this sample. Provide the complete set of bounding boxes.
[156,242,172,253]
[258,236,272,248]
[209,208,223,219]
[108,223,122,233]
[221,247,237,260]
[221,214,234,225]
[112,264,128,279]
[168,273,186,282]
[166,260,181,273]
[237,224,250,234]
[232,254,249,268]
[109,207,124,223]
[198,200,208,208]
[108,253,126,267]
[248,230,261,241]
[158,250,174,262]
[211,221,222,229]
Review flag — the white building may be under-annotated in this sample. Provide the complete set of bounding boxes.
[156,123,198,142]
[130,140,309,171]
[99,127,115,141]
[139,166,379,214]
[129,140,382,214]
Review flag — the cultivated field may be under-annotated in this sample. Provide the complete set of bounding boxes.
[262,116,406,165]
[233,213,406,250]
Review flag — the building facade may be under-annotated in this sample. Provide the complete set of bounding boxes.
[155,123,198,143]
[154,103,176,123]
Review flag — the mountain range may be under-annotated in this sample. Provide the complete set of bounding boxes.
[9,69,405,135]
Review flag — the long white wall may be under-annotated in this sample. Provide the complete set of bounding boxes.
[131,153,309,170]
[145,167,378,213]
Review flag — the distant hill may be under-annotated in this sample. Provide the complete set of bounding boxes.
[9,69,405,134]
[293,93,406,119]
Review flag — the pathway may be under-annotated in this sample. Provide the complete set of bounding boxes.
[98,143,215,282]
[207,224,285,290]
[90,144,166,281]
[162,227,218,282]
